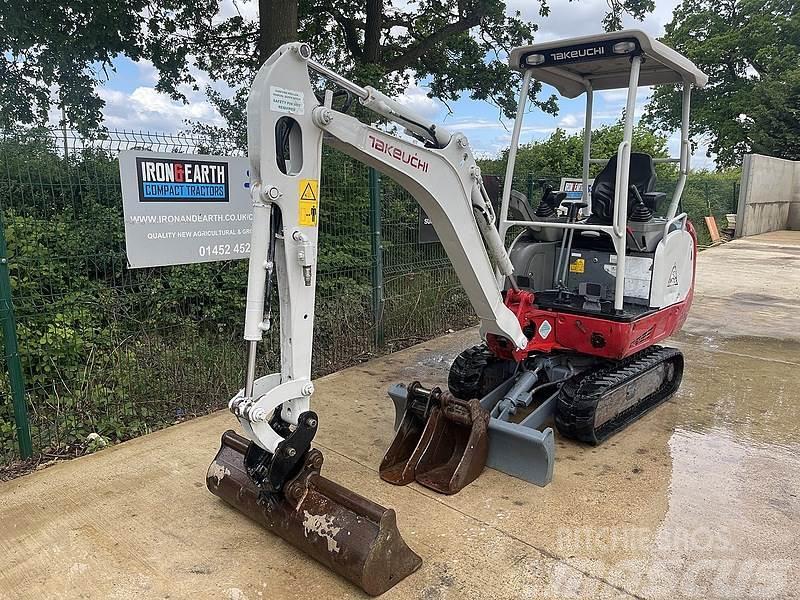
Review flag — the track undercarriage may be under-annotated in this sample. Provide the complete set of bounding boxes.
[382,341,684,489]
[555,345,683,444]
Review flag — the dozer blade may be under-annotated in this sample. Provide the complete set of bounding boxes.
[208,431,422,596]
[479,380,557,487]
[485,418,555,487]
[380,382,489,495]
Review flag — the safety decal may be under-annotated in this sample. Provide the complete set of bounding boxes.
[667,264,679,287]
[569,258,585,273]
[270,86,305,115]
[298,179,319,226]
[538,319,552,340]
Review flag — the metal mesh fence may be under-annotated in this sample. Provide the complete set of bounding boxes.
[0,128,739,465]
[0,128,477,465]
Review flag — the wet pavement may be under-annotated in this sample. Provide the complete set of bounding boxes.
[1,231,798,599]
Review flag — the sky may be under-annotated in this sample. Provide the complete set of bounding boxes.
[85,0,715,169]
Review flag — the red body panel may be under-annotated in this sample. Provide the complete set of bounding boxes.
[488,223,697,362]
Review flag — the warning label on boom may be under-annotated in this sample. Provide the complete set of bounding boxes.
[299,179,319,226]
[270,86,304,115]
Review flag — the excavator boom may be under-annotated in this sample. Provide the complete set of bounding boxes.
[230,42,526,458]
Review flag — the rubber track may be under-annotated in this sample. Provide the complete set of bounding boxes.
[555,345,684,445]
[448,343,513,399]
[448,344,492,399]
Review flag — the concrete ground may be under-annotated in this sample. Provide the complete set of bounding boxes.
[1,231,799,600]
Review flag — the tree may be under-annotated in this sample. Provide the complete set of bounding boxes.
[189,0,551,145]
[0,0,213,132]
[644,0,800,167]
[2,0,656,135]
[480,122,673,181]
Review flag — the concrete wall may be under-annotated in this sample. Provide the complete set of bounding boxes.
[736,154,800,237]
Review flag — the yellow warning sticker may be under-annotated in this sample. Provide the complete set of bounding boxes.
[569,258,585,274]
[298,179,319,226]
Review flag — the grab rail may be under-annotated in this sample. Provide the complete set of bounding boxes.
[612,140,630,238]
[663,212,688,239]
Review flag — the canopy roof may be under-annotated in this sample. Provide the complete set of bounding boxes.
[508,30,708,98]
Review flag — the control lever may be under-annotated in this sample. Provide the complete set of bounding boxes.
[535,185,568,218]
[628,185,654,222]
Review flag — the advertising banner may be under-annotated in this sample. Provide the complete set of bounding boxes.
[559,177,594,199]
[119,150,252,268]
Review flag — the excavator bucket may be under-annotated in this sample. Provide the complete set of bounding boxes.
[380,382,489,495]
[208,431,422,596]
[378,403,437,486]
[414,396,489,494]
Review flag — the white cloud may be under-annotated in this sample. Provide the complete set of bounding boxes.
[445,118,510,131]
[76,53,237,133]
[599,87,652,109]
[98,86,223,131]
[133,59,159,86]
[394,80,445,122]
[473,132,514,159]
[598,89,630,103]
[558,113,579,128]
[217,0,258,22]
[507,0,679,41]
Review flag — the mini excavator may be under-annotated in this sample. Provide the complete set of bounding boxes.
[207,31,707,595]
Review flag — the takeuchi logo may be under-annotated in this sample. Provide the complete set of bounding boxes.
[368,135,429,173]
[551,47,605,61]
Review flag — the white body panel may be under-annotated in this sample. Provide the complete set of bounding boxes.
[602,255,654,300]
[650,229,694,308]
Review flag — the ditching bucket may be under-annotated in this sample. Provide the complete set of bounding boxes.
[379,382,489,495]
[208,431,422,596]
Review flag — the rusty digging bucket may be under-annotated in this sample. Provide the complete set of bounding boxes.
[379,382,489,495]
[207,431,422,596]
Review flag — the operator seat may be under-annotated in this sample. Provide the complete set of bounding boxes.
[589,153,665,225]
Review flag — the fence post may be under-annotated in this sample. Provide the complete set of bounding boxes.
[527,172,535,201]
[0,209,33,459]
[368,167,385,349]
